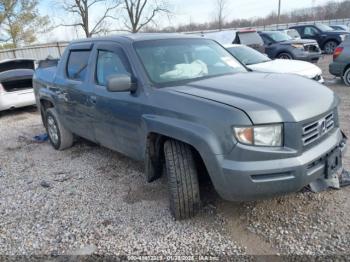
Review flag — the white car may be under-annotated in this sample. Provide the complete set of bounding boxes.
[225,44,324,83]
[0,59,36,111]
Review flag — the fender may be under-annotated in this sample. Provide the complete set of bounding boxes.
[37,87,56,110]
[141,114,229,157]
[141,114,236,196]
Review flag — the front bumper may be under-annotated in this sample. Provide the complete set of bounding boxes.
[293,50,322,63]
[208,128,347,201]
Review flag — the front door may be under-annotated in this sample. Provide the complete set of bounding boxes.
[90,43,143,159]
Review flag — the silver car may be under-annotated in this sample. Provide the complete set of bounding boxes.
[0,59,36,111]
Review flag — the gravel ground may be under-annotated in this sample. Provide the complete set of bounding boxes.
[0,55,349,257]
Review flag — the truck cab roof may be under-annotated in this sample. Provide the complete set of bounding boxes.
[70,33,200,45]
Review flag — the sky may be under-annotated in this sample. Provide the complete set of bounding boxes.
[38,0,339,42]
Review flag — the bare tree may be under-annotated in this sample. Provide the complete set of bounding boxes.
[61,0,120,37]
[121,0,170,33]
[213,0,228,30]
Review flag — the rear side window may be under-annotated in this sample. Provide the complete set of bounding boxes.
[66,50,91,81]
[303,27,319,36]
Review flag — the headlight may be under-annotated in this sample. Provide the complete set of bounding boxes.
[233,124,283,147]
[291,43,304,49]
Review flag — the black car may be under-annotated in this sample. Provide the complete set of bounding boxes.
[290,24,350,54]
[258,31,321,62]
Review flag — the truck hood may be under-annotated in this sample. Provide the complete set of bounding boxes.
[248,59,322,79]
[167,73,338,124]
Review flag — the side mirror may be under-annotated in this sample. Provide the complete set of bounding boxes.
[106,74,136,92]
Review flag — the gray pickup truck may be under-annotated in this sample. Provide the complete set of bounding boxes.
[33,34,347,220]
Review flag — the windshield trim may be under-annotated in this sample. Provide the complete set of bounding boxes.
[133,38,248,88]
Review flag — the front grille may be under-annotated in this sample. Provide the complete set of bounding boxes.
[302,112,335,146]
[304,44,320,53]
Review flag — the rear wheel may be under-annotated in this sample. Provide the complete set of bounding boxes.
[277,52,293,59]
[45,108,73,150]
[324,40,338,54]
[164,139,200,220]
[342,68,350,87]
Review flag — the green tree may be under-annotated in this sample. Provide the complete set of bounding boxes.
[0,0,50,47]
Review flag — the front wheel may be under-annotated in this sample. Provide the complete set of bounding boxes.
[342,68,350,87]
[164,139,200,220]
[324,40,338,54]
[45,108,74,150]
[277,52,293,59]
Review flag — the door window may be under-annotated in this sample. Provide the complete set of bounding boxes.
[66,50,91,81]
[303,27,319,36]
[96,49,131,86]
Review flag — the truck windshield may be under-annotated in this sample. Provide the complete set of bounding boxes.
[134,39,247,85]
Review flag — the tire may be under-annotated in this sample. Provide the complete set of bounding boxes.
[324,40,338,55]
[45,108,74,150]
[277,52,293,59]
[164,139,200,220]
[343,67,350,87]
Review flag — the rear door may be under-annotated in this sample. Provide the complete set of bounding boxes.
[89,42,143,159]
[55,43,96,141]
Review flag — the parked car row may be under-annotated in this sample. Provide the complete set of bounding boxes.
[201,23,350,57]
[201,29,322,62]
[32,34,347,220]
